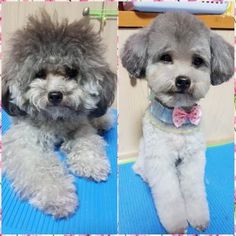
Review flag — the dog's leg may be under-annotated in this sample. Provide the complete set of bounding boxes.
[62,122,110,182]
[133,137,147,182]
[145,155,188,233]
[3,123,77,218]
[178,151,209,231]
[142,116,188,233]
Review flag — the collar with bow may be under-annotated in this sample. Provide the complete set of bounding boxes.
[149,99,202,128]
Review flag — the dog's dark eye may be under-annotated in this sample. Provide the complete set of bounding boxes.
[192,56,205,68]
[65,66,78,79]
[35,69,46,79]
[160,54,173,64]
[90,93,98,97]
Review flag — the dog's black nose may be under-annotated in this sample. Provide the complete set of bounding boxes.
[48,91,63,104]
[175,76,191,91]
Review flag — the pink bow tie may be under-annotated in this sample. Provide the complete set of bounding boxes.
[172,105,202,128]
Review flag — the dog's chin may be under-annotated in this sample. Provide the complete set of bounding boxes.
[47,105,74,111]
[46,104,76,111]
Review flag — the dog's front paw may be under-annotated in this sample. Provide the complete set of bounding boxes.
[155,197,188,233]
[162,214,188,233]
[133,162,147,182]
[30,178,78,218]
[68,151,110,182]
[186,205,209,231]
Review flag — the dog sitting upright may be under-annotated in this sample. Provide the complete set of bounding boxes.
[121,12,233,233]
[2,11,116,218]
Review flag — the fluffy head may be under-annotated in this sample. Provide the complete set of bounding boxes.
[3,10,116,120]
[121,12,234,107]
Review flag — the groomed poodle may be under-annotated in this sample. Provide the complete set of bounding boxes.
[2,11,116,218]
[121,12,233,233]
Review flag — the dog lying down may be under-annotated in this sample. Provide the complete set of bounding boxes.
[2,11,116,218]
[121,12,233,233]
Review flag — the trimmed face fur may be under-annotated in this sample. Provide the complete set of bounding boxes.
[2,11,116,120]
[121,12,234,107]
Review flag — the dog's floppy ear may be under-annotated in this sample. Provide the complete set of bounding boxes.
[2,58,27,116]
[210,32,234,85]
[89,68,116,118]
[121,28,149,79]
[2,89,26,117]
[2,83,27,117]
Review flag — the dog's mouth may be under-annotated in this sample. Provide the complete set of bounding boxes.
[175,91,189,95]
[167,89,193,96]
[45,104,79,114]
[46,103,87,114]
[42,105,85,120]
[47,104,74,109]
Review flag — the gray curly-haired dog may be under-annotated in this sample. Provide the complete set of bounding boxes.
[2,11,116,218]
[121,12,233,233]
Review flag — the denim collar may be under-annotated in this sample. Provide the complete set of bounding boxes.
[149,98,199,127]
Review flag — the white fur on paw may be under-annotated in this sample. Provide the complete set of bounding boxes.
[30,178,78,218]
[68,151,110,182]
[187,205,209,231]
[157,201,188,233]
[162,216,188,233]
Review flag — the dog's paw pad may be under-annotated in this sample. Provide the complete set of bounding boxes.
[166,225,188,234]
[195,222,209,232]
[187,213,209,231]
[186,202,209,231]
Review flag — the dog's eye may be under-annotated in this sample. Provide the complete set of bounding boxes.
[90,93,98,98]
[65,66,78,79]
[35,69,46,79]
[159,54,173,64]
[192,56,205,68]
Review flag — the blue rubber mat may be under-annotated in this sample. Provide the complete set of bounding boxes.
[119,143,234,234]
[2,110,117,234]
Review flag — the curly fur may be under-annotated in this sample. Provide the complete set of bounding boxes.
[3,10,116,118]
[121,12,233,233]
[2,10,116,218]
